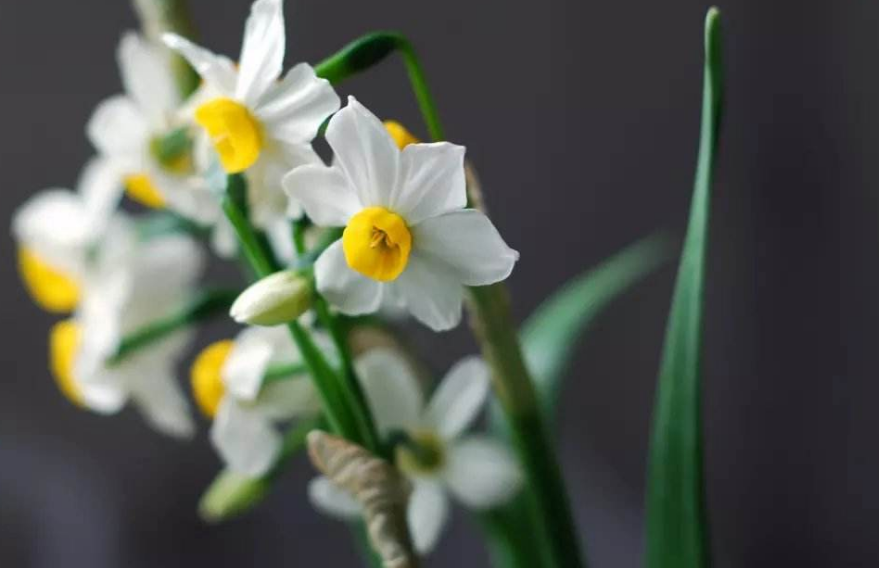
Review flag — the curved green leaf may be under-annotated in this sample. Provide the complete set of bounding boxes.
[480,234,671,568]
[521,233,673,428]
[645,8,723,568]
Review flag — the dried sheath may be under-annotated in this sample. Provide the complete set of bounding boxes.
[307,431,418,568]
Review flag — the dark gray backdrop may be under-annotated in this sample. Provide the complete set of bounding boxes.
[1,0,875,566]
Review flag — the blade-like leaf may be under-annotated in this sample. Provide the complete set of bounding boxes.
[480,234,671,567]
[645,8,722,568]
[521,234,672,428]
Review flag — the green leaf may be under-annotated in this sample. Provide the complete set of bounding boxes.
[645,8,722,568]
[520,233,672,429]
[480,234,671,568]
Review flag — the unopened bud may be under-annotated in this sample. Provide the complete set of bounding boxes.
[230,270,312,326]
[383,120,420,149]
[199,470,270,523]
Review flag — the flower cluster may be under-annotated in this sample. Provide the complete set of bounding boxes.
[13,0,524,557]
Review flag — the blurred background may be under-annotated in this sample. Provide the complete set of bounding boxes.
[1,0,877,566]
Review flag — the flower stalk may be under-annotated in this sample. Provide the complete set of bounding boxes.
[109,288,239,365]
[222,173,380,453]
[314,32,444,141]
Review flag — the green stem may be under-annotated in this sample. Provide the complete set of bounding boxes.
[131,0,200,98]
[320,32,586,568]
[314,32,444,141]
[222,175,277,277]
[469,286,584,568]
[222,174,371,447]
[263,362,308,383]
[292,216,380,453]
[109,288,239,365]
[313,295,382,454]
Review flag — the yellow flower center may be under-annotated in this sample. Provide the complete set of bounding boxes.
[124,173,167,209]
[395,430,446,477]
[190,340,234,418]
[194,98,263,173]
[342,207,412,282]
[383,120,420,149]
[49,319,84,407]
[18,247,80,313]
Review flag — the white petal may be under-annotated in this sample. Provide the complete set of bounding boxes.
[162,33,238,95]
[211,399,281,476]
[236,0,285,104]
[78,377,127,414]
[283,164,359,226]
[87,95,150,159]
[412,209,519,286]
[393,142,466,224]
[77,157,123,227]
[211,218,239,258]
[355,349,423,433]
[443,436,523,509]
[391,255,464,332]
[246,142,321,230]
[12,190,91,265]
[263,219,296,266]
[256,63,340,144]
[315,241,384,316]
[223,327,276,401]
[325,96,399,207]
[407,480,449,554]
[127,369,195,439]
[256,379,319,420]
[308,476,361,519]
[118,31,179,119]
[424,356,490,439]
[125,235,204,319]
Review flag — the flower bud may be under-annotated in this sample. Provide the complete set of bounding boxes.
[199,470,270,523]
[230,270,312,326]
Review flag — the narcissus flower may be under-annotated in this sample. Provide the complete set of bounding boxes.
[309,349,522,553]
[162,0,340,230]
[50,233,205,438]
[88,33,222,226]
[12,158,122,312]
[285,97,519,331]
[191,326,321,476]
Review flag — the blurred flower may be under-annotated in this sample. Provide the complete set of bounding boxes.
[309,349,522,553]
[86,32,239,257]
[191,326,321,476]
[162,0,340,231]
[285,97,519,331]
[49,232,205,438]
[12,158,122,312]
[230,269,312,326]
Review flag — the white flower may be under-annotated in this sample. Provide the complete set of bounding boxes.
[162,0,340,231]
[190,326,321,476]
[88,32,224,230]
[284,97,519,331]
[12,158,122,312]
[309,349,522,553]
[50,232,205,438]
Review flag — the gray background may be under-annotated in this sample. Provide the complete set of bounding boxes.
[0,0,876,566]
